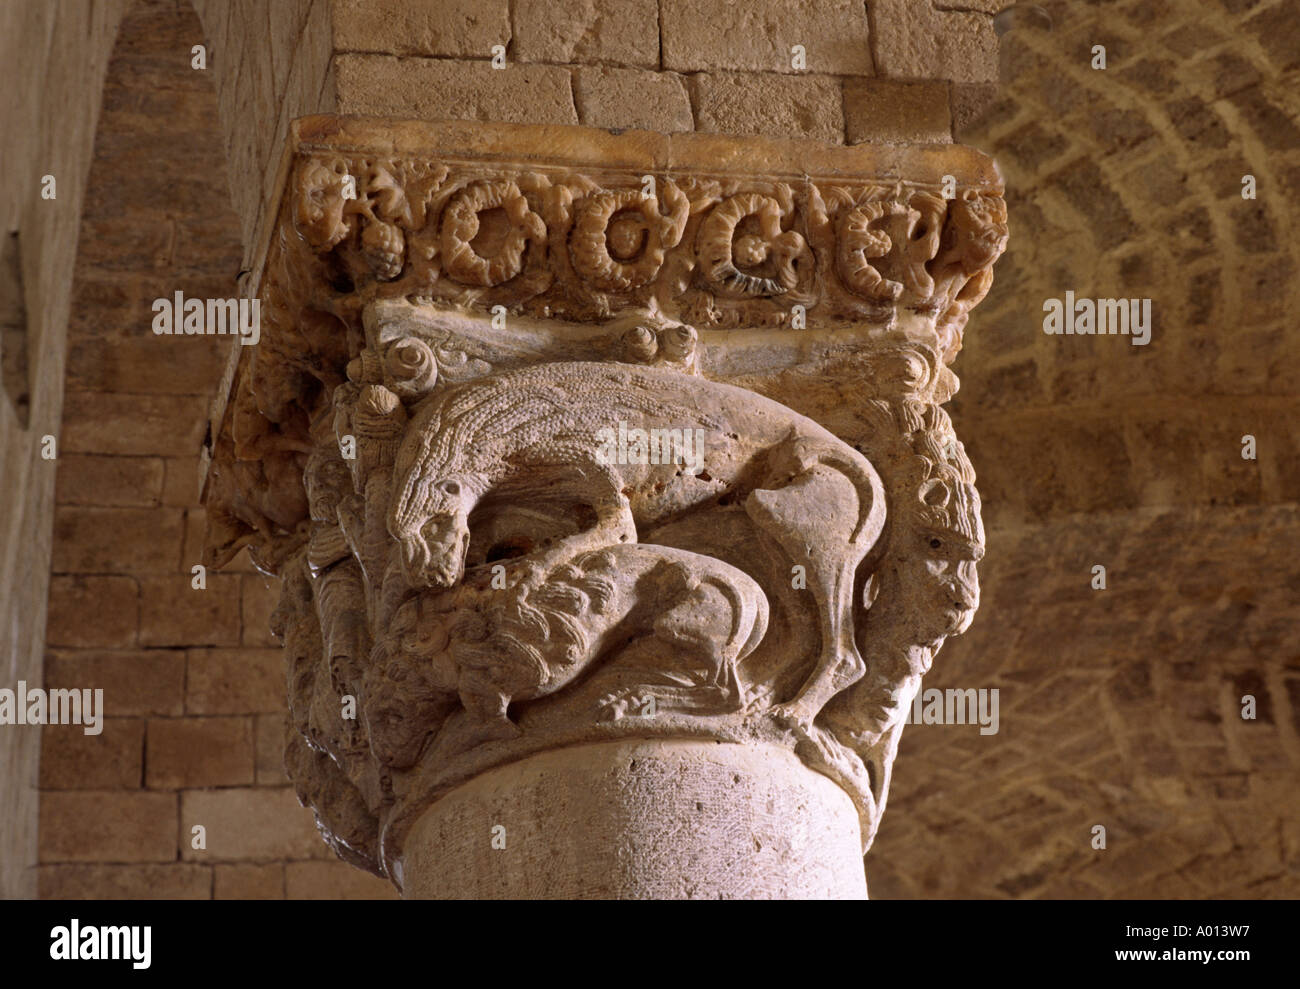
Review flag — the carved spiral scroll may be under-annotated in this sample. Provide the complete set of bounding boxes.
[570,186,688,291]
[838,202,904,301]
[698,192,806,298]
[838,194,948,303]
[441,179,546,287]
[382,336,438,400]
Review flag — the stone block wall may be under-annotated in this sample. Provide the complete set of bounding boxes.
[328,0,994,144]
[30,0,392,901]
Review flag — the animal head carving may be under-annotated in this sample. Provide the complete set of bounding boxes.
[293,159,353,251]
[947,194,1009,275]
[389,473,476,589]
[858,397,985,644]
[909,469,984,639]
[304,448,353,524]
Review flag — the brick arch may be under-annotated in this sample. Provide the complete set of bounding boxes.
[36,0,393,900]
[0,0,130,905]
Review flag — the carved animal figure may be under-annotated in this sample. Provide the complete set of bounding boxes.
[387,360,888,726]
[811,399,985,846]
[367,543,769,761]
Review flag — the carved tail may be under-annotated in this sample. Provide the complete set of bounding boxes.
[706,573,770,669]
[771,429,888,549]
[818,448,888,549]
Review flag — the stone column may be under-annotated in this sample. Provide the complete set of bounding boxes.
[202,117,1006,899]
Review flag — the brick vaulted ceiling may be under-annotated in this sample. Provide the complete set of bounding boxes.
[869,0,1300,899]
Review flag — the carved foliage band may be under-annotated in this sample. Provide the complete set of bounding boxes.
[440,179,546,287]
[286,150,1006,339]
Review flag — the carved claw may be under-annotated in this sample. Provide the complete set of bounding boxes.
[596,692,634,721]
[770,702,817,733]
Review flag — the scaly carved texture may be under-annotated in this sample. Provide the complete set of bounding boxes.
[201,125,1004,886]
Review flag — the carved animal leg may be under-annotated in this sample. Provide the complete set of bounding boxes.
[524,490,637,581]
[597,682,734,721]
[762,552,864,729]
[595,563,759,720]
[456,670,522,744]
[652,577,741,697]
[593,645,736,720]
[745,461,870,729]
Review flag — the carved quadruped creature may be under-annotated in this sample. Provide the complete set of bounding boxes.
[751,399,989,851]
[365,543,769,764]
[387,360,887,728]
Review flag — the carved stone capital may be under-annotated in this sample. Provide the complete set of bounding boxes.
[203,117,1005,896]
